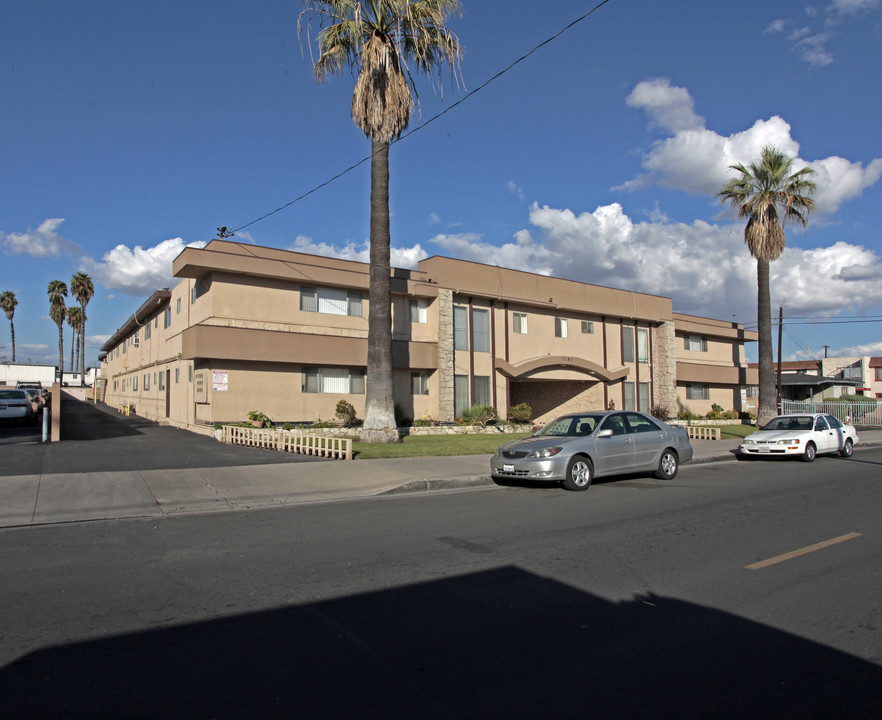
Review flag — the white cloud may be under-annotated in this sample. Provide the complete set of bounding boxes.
[83,237,206,296]
[793,33,834,66]
[764,18,788,33]
[620,79,882,214]
[428,212,440,225]
[625,78,704,133]
[506,181,526,202]
[425,202,882,325]
[1,218,82,258]
[829,0,879,15]
[831,340,882,356]
[287,235,428,269]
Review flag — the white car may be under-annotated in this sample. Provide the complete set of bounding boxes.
[738,413,858,462]
[0,388,39,423]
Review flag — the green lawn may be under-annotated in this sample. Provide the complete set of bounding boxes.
[348,424,756,459]
[351,431,531,459]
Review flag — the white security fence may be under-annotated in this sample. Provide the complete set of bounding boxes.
[780,399,882,427]
[222,425,353,460]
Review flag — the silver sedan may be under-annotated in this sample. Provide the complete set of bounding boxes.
[491,411,694,491]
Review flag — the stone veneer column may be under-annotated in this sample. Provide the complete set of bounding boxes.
[652,321,677,414]
[437,289,455,422]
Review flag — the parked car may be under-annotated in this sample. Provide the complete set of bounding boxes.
[738,413,858,462]
[22,388,46,409]
[0,388,39,423]
[491,411,694,491]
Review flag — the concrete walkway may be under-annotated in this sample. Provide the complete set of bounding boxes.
[3,400,880,529]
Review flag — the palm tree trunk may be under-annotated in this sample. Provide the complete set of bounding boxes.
[80,321,86,379]
[360,138,398,443]
[57,323,65,378]
[9,321,14,362]
[70,327,75,370]
[756,258,777,425]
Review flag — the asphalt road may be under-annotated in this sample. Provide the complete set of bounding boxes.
[1,449,880,718]
[0,396,321,476]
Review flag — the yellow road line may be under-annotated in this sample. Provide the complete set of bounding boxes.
[745,532,863,571]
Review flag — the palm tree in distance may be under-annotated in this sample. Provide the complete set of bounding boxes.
[717,146,817,425]
[300,0,463,442]
[71,272,94,380]
[48,280,68,379]
[67,306,84,376]
[0,290,18,362]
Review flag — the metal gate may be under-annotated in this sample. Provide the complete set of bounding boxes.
[780,399,882,427]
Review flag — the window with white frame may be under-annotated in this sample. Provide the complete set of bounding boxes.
[685,334,708,352]
[163,307,172,328]
[454,374,469,417]
[300,286,363,317]
[144,324,151,340]
[133,376,138,391]
[638,382,650,410]
[472,308,490,352]
[473,376,491,407]
[409,298,428,324]
[453,306,469,351]
[637,328,649,363]
[554,317,568,338]
[159,372,165,391]
[581,320,594,334]
[745,385,758,397]
[175,368,180,384]
[687,383,710,400]
[143,374,150,390]
[302,367,365,394]
[622,326,635,362]
[176,298,181,314]
[411,371,429,395]
[624,382,636,411]
[875,368,882,381]
[513,312,528,334]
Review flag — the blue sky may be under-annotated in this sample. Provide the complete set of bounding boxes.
[2,0,882,369]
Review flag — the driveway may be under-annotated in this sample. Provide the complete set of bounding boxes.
[0,395,325,477]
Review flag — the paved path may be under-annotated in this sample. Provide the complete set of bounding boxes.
[3,396,879,529]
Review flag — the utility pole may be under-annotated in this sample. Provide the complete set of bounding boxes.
[823,345,829,358]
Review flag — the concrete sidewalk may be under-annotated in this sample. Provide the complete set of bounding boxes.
[3,433,879,530]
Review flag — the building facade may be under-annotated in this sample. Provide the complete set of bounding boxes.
[99,241,757,432]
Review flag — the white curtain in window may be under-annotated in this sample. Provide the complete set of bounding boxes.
[317,288,348,316]
[321,367,349,393]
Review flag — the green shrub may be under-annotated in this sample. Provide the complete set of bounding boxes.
[677,408,697,421]
[335,399,361,427]
[507,403,532,423]
[461,404,498,426]
[247,410,271,427]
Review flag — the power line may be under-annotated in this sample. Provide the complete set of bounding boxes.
[231,0,615,235]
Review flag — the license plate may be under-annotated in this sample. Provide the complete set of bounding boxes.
[503,464,515,473]
[758,448,770,453]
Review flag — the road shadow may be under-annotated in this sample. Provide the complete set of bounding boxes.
[0,396,327,477]
[2,567,879,718]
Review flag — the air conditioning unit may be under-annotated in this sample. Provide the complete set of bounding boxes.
[132,337,140,347]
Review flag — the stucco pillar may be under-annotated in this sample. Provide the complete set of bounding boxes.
[652,321,677,416]
[437,289,455,422]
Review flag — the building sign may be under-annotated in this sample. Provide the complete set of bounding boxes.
[212,371,229,392]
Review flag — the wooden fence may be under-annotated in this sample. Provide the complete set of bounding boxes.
[686,426,721,440]
[222,425,353,460]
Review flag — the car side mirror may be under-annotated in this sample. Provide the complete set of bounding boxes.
[596,429,613,438]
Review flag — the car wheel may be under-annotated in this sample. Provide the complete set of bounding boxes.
[801,441,816,463]
[655,449,679,479]
[839,439,854,458]
[563,455,593,491]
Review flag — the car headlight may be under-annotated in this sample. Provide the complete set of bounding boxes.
[777,439,799,445]
[530,447,563,458]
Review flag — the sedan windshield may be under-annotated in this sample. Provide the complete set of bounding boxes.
[762,416,813,432]
[536,415,604,437]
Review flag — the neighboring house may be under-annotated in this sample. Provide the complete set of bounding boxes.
[764,357,882,401]
[99,240,758,433]
[0,363,57,387]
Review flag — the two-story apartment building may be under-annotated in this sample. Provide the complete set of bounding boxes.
[99,240,757,432]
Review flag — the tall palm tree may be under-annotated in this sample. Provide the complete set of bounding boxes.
[717,146,817,425]
[0,290,17,362]
[66,306,84,376]
[300,0,463,442]
[48,280,68,378]
[70,272,94,379]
